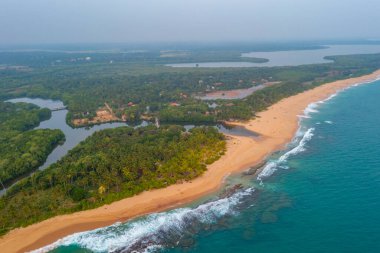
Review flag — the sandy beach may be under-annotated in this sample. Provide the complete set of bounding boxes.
[1,70,380,253]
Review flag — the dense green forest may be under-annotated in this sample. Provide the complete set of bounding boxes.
[0,102,65,186]
[1,50,380,126]
[0,126,225,235]
[1,45,380,236]
[0,42,326,67]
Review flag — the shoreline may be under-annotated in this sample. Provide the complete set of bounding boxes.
[2,70,380,253]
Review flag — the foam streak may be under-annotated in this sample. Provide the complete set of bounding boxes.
[257,128,314,181]
[31,188,255,253]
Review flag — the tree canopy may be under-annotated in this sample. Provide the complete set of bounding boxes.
[0,126,225,235]
[0,102,65,185]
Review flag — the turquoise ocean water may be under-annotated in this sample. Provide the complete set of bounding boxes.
[42,79,380,253]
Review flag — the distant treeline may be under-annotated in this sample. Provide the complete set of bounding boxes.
[0,42,326,67]
[1,53,380,126]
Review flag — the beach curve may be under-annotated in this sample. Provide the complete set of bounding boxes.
[1,69,380,253]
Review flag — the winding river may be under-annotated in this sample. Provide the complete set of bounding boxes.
[1,97,258,195]
[6,98,130,171]
[0,98,131,196]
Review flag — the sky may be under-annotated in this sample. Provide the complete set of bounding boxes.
[1,0,380,44]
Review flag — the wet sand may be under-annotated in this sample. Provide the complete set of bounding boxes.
[1,70,380,253]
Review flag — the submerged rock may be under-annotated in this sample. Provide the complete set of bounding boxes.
[219,184,243,198]
[242,161,266,176]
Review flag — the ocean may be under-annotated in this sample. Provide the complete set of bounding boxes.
[42,79,380,253]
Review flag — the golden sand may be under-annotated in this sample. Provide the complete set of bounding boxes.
[1,70,380,253]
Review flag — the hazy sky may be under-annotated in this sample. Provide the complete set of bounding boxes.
[1,0,380,44]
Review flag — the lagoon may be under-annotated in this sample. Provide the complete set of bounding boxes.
[6,98,129,171]
[1,97,258,196]
[167,44,380,68]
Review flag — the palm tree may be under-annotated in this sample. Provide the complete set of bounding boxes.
[98,185,106,201]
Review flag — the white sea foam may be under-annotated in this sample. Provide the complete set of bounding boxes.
[323,93,337,102]
[300,93,338,119]
[31,188,255,253]
[257,128,314,182]
[300,92,337,119]
[298,103,319,119]
[29,77,380,253]
[258,76,380,182]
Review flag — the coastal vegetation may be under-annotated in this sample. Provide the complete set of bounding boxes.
[0,42,324,67]
[1,46,380,237]
[0,102,65,186]
[0,126,225,235]
[1,50,380,126]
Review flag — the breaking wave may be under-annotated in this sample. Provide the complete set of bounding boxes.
[259,85,350,182]
[31,188,255,253]
[301,103,319,118]
[31,78,380,253]
[257,128,315,182]
[300,93,338,119]
[257,77,380,182]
